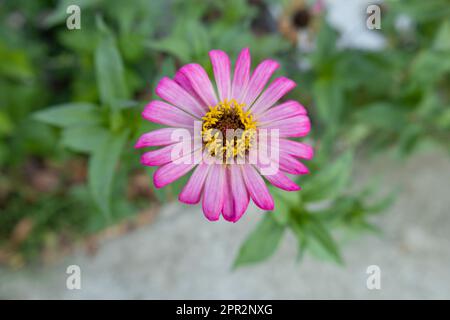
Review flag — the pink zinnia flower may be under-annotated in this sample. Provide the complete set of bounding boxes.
[135,48,313,222]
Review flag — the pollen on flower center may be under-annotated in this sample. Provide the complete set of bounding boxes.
[201,99,257,159]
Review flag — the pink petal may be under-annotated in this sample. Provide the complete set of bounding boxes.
[178,64,218,107]
[179,162,211,204]
[153,160,196,189]
[258,142,310,175]
[135,128,189,148]
[155,77,206,117]
[241,164,274,210]
[280,139,314,160]
[279,153,309,175]
[250,77,297,115]
[230,165,250,221]
[141,144,179,166]
[222,174,234,221]
[257,100,307,124]
[141,139,200,166]
[231,48,251,102]
[174,70,204,105]
[255,156,301,191]
[242,59,280,108]
[142,100,197,128]
[202,164,225,221]
[261,115,311,137]
[209,50,231,101]
[262,170,301,191]
[222,165,250,222]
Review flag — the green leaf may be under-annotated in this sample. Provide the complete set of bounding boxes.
[317,197,358,222]
[95,18,128,109]
[184,20,210,61]
[434,20,450,51]
[147,37,191,63]
[352,220,382,235]
[289,211,342,264]
[342,123,371,148]
[269,186,300,225]
[233,216,285,268]
[398,124,422,156]
[33,103,101,128]
[61,125,109,153]
[366,191,398,214]
[313,78,344,128]
[296,236,308,262]
[392,0,450,23]
[271,193,290,225]
[306,217,343,264]
[88,130,129,216]
[314,20,338,63]
[288,211,309,262]
[0,111,13,135]
[147,19,211,64]
[354,103,406,131]
[411,51,450,86]
[0,43,34,80]
[436,107,450,129]
[302,151,353,203]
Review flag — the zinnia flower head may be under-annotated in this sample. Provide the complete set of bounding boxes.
[135,48,313,222]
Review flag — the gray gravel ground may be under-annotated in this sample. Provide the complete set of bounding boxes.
[1,147,449,299]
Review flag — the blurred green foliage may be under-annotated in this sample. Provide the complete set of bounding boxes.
[0,0,449,266]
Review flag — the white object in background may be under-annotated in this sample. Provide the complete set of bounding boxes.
[325,0,386,50]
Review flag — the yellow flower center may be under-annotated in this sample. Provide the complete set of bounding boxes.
[201,99,257,160]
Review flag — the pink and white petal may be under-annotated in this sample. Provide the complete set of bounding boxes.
[241,164,274,210]
[178,64,218,107]
[174,70,204,105]
[279,153,309,175]
[230,165,250,221]
[135,128,189,148]
[221,172,234,222]
[262,170,301,191]
[231,48,251,102]
[179,162,211,204]
[257,100,307,124]
[153,160,196,189]
[255,156,300,191]
[209,50,231,101]
[262,115,311,137]
[241,59,280,108]
[141,143,179,166]
[142,100,197,128]
[155,77,206,117]
[280,139,314,160]
[141,138,200,166]
[202,164,225,221]
[250,77,297,115]
[222,165,250,222]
